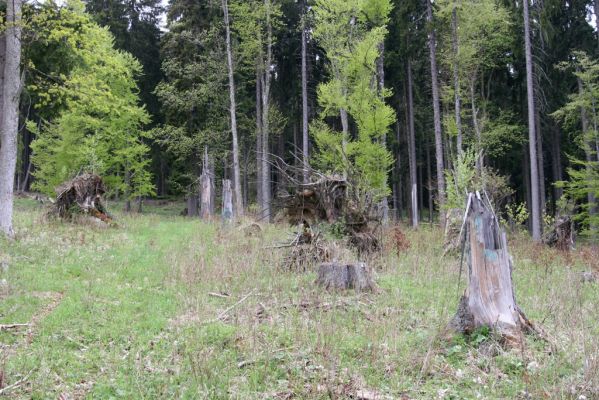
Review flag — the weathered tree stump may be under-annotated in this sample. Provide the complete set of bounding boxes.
[222,179,233,223]
[450,193,536,346]
[200,171,212,220]
[316,262,376,292]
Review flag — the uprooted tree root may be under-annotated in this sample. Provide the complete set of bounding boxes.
[50,174,112,224]
[274,159,383,257]
[277,222,332,271]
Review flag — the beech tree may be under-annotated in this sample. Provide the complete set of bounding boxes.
[0,0,22,237]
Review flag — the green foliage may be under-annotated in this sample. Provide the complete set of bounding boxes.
[552,52,599,236]
[506,202,529,227]
[311,0,394,200]
[446,148,513,211]
[445,149,478,210]
[28,1,153,200]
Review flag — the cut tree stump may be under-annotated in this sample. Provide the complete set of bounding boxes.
[316,262,376,292]
[450,193,537,346]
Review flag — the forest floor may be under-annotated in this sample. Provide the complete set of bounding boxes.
[0,198,598,399]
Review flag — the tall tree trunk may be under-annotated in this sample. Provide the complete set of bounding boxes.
[222,0,243,218]
[426,138,433,224]
[301,1,310,184]
[124,167,132,212]
[470,80,483,171]
[535,108,546,221]
[256,69,263,209]
[376,41,389,224]
[550,125,563,207]
[260,0,273,221]
[451,6,463,155]
[0,0,22,237]
[394,121,403,221]
[523,0,541,241]
[0,32,4,130]
[426,0,446,221]
[407,60,419,228]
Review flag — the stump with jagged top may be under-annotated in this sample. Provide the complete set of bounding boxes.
[449,193,539,347]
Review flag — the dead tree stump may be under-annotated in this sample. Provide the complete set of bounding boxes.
[222,179,233,223]
[200,172,212,220]
[450,193,536,346]
[316,262,376,292]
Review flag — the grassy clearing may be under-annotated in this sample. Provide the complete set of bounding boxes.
[0,199,598,399]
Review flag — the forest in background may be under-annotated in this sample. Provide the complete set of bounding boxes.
[2,0,599,239]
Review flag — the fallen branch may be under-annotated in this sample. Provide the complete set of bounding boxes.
[208,292,230,299]
[216,289,256,321]
[0,369,33,396]
[0,323,29,331]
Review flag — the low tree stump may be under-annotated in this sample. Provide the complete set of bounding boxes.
[316,262,376,292]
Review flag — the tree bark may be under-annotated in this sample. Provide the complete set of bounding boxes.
[222,0,243,218]
[260,0,274,222]
[451,6,463,155]
[426,0,446,221]
[406,60,419,228]
[301,1,310,184]
[523,0,541,241]
[256,68,263,209]
[0,0,22,237]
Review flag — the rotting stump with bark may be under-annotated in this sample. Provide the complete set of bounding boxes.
[449,192,542,347]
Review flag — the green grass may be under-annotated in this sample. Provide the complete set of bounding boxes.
[0,199,598,398]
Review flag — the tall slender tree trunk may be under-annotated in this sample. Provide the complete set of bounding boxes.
[376,41,389,224]
[260,0,273,221]
[301,0,310,183]
[451,6,463,155]
[470,80,483,171]
[222,0,243,218]
[550,125,563,206]
[535,108,546,221]
[426,139,433,224]
[523,0,541,241]
[407,60,419,228]
[256,69,263,209]
[0,0,22,237]
[426,0,446,221]
[394,121,403,221]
